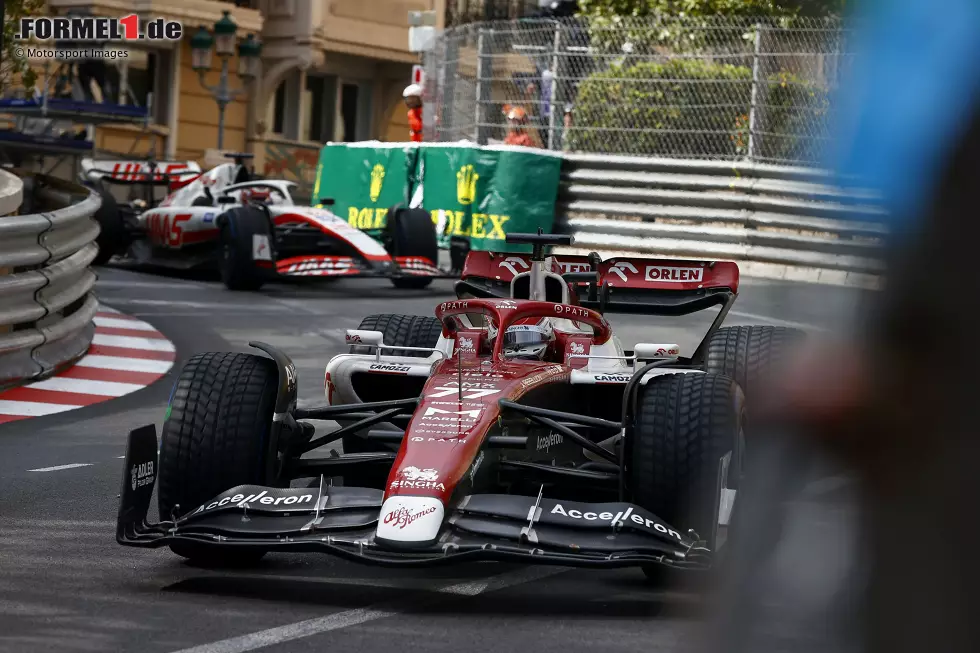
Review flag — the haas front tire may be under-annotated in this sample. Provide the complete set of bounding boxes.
[386,207,438,290]
[158,352,279,566]
[91,186,127,265]
[630,373,743,582]
[218,206,273,291]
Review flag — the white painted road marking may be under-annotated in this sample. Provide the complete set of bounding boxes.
[728,310,825,331]
[0,303,175,425]
[74,355,173,374]
[0,400,82,416]
[92,333,176,352]
[168,566,568,653]
[28,463,94,472]
[93,316,159,331]
[28,377,146,397]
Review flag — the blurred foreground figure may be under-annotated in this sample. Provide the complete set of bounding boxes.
[708,2,980,653]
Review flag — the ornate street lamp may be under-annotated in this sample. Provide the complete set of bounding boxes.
[189,11,262,150]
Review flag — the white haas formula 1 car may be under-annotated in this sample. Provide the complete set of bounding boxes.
[116,232,807,579]
[84,153,452,290]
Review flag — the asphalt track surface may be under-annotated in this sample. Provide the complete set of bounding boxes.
[0,265,870,653]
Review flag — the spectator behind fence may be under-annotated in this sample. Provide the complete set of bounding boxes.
[502,105,537,147]
[403,84,423,143]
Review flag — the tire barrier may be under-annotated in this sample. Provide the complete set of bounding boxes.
[0,169,101,390]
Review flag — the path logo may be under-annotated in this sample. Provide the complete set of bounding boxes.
[369,164,386,202]
[456,165,478,205]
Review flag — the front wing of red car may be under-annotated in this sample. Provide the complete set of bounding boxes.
[117,425,711,570]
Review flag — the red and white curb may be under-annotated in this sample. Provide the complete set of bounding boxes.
[0,305,175,425]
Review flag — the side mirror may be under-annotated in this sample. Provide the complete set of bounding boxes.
[634,343,680,361]
[345,329,385,347]
[319,197,335,206]
[217,195,235,205]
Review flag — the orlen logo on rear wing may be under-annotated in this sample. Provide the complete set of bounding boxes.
[599,258,739,294]
[80,158,202,183]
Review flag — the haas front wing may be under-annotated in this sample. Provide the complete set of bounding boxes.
[117,426,710,569]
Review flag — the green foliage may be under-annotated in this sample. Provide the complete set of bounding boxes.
[577,0,846,20]
[568,59,830,161]
[762,71,832,161]
[568,59,753,157]
[1,0,45,94]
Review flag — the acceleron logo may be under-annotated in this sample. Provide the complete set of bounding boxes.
[16,15,183,42]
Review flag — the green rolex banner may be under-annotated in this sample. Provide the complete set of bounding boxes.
[418,144,563,253]
[311,141,563,252]
[312,142,416,237]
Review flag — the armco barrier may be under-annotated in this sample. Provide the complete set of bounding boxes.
[0,169,101,390]
[553,154,889,279]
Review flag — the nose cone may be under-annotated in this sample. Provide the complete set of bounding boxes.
[376,496,445,548]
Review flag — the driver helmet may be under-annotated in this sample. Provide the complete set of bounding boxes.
[501,320,555,360]
[240,187,270,204]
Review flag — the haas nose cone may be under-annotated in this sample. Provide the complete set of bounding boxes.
[375,496,445,548]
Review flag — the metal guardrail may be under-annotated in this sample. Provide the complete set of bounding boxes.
[553,154,888,276]
[0,169,101,390]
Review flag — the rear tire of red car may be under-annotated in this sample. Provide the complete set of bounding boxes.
[630,372,743,584]
[705,325,806,404]
[91,186,127,265]
[342,313,443,485]
[158,351,280,567]
[386,207,438,290]
[218,206,271,291]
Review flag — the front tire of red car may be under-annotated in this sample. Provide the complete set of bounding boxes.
[158,351,280,567]
[630,372,743,585]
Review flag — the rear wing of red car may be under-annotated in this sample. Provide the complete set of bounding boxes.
[459,250,739,316]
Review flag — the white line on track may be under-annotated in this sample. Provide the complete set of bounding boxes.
[168,566,567,653]
[0,399,81,416]
[105,298,284,311]
[92,316,160,331]
[728,310,826,331]
[75,355,173,374]
[91,333,177,352]
[95,280,208,290]
[28,376,146,397]
[28,463,94,472]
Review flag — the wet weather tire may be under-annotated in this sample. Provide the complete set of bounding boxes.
[387,207,438,289]
[705,325,806,402]
[158,352,279,566]
[218,206,272,291]
[91,186,127,265]
[630,373,743,582]
[343,313,442,461]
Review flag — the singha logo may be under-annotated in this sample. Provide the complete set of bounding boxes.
[400,466,440,482]
[458,336,474,351]
[369,163,386,202]
[456,164,478,205]
[570,342,585,354]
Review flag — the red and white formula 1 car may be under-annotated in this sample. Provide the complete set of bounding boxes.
[116,232,806,578]
[83,153,452,290]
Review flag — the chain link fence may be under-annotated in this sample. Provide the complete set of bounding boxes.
[422,16,850,166]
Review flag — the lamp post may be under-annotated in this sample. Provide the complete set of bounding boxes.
[190,11,262,150]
